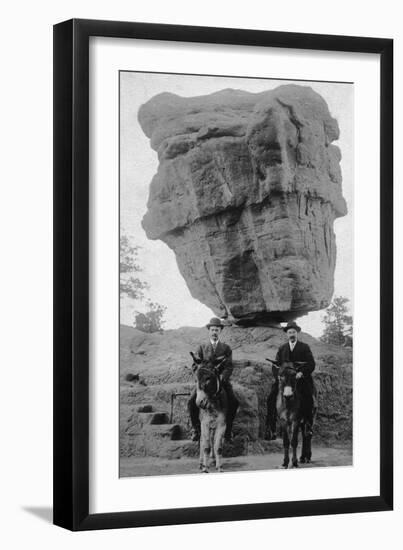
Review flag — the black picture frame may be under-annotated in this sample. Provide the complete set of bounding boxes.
[53,18,393,531]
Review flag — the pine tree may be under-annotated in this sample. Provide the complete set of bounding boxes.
[120,235,149,300]
[320,296,353,347]
[134,301,167,334]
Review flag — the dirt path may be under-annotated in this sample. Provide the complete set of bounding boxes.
[120,444,352,477]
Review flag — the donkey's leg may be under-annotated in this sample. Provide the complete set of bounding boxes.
[214,414,226,472]
[306,403,316,463]
[282,422,290,468]
[291,421,299,468]
[312,389,318,430]
[199,438,204,470]
[202,437,210,473]
[209,428,215,466]
[305,390,316,463]
[304,422,313,463]
[199,414,204,470]
[300,421,307,463]
[200,419,210,473]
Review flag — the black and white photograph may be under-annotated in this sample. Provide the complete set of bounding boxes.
[0,0,398,543]
[119,72,353,478]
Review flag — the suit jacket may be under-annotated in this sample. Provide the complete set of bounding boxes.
[196,341,233,382]
[275,340,315,379]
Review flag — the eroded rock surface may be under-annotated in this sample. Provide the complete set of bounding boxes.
[138,85,347,323]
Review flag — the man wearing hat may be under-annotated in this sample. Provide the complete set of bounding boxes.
[266,321,316,439]
[188,317,239,443]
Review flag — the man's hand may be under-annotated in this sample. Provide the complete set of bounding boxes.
[296,371,304,379]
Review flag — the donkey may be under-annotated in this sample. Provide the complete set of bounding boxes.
[268,359,317,468]
[190,352,228,473]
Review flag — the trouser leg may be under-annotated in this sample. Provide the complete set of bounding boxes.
[222,382,239,437]
[187,389,200,432]
[266,379,279,438]
[299,377,314,428]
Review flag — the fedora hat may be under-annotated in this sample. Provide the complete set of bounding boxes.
[283,321,301,333]
[206,317,225,329]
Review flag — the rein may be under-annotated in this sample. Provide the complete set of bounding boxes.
[214,371,221,396]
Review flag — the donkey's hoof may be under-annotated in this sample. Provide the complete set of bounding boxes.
[282,463,289,469]
[292,461,299,468]
[299,456,306,463]
[306,458,311,464]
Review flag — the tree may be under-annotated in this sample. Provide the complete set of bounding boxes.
[120,235,149,300]
[134,301,167,333]
[320,296,353,347]
[120,234,167,332]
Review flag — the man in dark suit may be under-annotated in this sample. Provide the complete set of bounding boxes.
[266,321,316,439]
[188,317,239,442]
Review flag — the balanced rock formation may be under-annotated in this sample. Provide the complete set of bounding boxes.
[138,85,347,324]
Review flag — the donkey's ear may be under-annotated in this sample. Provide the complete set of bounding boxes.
[294,361,306,371]
[190,351,201,364]
[216,358,227,374]
[214,355,226,371]
[266,358,280,368]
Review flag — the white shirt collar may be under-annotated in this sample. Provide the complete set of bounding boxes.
[289,340,297,351]
[210,339,219,347]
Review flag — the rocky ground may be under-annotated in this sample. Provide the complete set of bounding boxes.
[120,323,352,476]
[120,443,352,477]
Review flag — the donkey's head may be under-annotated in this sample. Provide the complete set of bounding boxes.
[278,363,298,399]
[267,358,299,400]
[189,352,226,398]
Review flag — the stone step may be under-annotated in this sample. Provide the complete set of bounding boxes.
[138,412,169,425]
[136,404,153,413]
[121,383,193,406]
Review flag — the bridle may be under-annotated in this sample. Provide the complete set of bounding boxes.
[281,368,298,397]
[266,358,307,398]
[197,365,222,398]
[190,352,226,399]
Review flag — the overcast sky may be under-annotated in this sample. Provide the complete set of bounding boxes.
[120,72,353,337]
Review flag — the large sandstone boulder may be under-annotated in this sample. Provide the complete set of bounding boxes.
[138,85,347,324]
